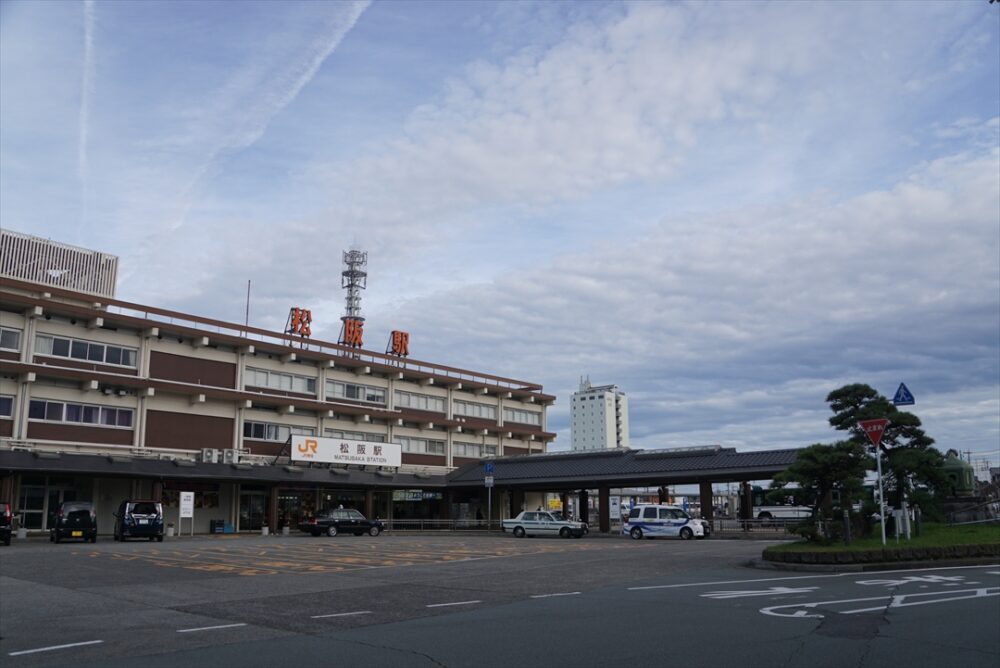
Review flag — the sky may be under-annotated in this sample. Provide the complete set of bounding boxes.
[2,1,998,474]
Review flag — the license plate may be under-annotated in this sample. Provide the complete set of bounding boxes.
[138,519,148,525]
[71,531,83,537]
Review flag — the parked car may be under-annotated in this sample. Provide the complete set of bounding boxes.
[300,508,383,537]
[502,510,587,538]
[50,501,98,543]
[113,500,164,542]
[1,502,12,546]
[624,504,705,540]
[549,509,589,534]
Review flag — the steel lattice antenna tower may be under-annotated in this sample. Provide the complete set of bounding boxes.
[339,249,367,347]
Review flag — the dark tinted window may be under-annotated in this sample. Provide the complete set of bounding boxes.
[129,502,160,515]
[643,507,657,519]
[628,508,640,519]
[62,503,93,513]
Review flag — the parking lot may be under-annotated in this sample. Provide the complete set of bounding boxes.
[2,533,998,667]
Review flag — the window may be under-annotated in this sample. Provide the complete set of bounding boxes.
[394,436,445,455]
[453,400,496,420]
[453,442,481,458]
[245,367,317,395]
[327,380,385,405]
[0,327,21,352]
[324,429,385,442]
[34,334,138,368]
[643,507,657,519]
[394,391,445,413]
[0,395,13,418]
[503,408,541,426]
[243,421,315,442]
[27,399,133,428]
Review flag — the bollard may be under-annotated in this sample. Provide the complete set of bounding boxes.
[843,509,851,545]
[261,526,269,537]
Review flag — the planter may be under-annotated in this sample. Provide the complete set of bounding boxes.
[261,526,269,536]
[166,526,175,537]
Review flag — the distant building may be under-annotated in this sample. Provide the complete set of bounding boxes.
[570,378,629,451]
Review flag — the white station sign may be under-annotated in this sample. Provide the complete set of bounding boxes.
[291,435,401,467]
[179,491,194,519]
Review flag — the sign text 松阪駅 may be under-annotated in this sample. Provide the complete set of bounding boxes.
[291,435,401,467]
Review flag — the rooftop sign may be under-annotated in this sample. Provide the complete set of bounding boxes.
[291,435,401,467]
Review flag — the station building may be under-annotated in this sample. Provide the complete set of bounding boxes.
[0,231,555,534]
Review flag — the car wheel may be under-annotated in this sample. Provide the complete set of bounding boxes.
[54,532,61,544]
[2,535,9,546]
[148,536,155,541]
[156,535,163,542]
[559,527,571,538]
[572,533,582,539]
[327,525,338,537]
[50,533,55,543]
[513,526,525,538]
[630,527,643,540]
[680,527,693,540]
[368,526,381,537]
[311,530,321,537]
[91,535,98,543]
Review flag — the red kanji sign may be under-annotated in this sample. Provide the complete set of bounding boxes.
[858,418,890,448]
[388,330,409,356]
[288,307,312,337]
[341,318,364,347]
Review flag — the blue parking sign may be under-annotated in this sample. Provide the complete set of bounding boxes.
[484,461,495,475]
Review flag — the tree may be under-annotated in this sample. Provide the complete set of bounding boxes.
[826,383,945,506]
[771,441,870,518]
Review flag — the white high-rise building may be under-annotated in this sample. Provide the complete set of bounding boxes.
[570,378,630,451]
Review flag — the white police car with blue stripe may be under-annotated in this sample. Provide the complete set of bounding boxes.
[624,504,705,540]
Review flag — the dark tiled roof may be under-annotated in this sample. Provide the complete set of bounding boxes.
[447,446,801,488]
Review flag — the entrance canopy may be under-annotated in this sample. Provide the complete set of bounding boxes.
[446,446,800,490]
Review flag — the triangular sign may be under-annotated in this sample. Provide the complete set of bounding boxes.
[859,418,890,448]
[892,383,915,406]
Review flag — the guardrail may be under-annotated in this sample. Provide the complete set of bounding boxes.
[707,518,795,536]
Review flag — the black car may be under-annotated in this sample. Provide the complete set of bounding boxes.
[300,508,383,537]
[113,500,164,542]
[1,502,12,546]
[50,501,98,543]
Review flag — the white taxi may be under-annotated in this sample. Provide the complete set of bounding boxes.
[624,504,705,540]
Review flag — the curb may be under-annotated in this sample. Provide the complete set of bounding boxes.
[747,556,1000,572]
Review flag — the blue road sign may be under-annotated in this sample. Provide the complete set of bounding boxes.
[892,383,915,406]
[484,461,495,475]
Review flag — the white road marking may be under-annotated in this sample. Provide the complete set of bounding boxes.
[531,592,581,599]
[856,575,968,587]
[627,564,1000,591]
[759,587,1000,619]
[311,611,372,619]
[176,623,248,633]
[9,640,104,657]
[701,586,818,599]
[426,600,482,608]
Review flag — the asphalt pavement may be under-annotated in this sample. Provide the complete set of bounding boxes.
[1,532,997,667]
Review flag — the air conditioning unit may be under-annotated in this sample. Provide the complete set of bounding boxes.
[201,448,219,463]
[221,449,238,464]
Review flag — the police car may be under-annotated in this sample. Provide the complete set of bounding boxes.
[624,504,705,540]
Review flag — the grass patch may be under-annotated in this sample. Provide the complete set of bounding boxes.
[767,522,1000,553]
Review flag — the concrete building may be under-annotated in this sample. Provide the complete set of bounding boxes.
[0,231,555,533]
[570,378,629,451]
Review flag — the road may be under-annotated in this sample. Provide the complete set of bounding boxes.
[1,532,997,667]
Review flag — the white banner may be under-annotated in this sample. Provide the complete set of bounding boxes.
[291,435,401,467]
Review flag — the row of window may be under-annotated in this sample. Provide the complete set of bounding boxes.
[453,442,497,458]
[503,408,541,426]
[328,381,386,404]
[454,400,496,420]
[324,429,386,443]
[35,334,138,368]
[245,367,317,394]
[0,327,21,352]
[394,390,445,413]
[28,399,133,427]
[394,436,445,455]
[243,421,316,442]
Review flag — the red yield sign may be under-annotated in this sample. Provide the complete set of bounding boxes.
[859,418,890,448]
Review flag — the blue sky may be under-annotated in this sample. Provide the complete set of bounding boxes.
[2,1,998,473]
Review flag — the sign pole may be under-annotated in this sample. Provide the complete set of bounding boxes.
[875,446,886,546]
[859,418,890,547]
[487,486,492,534]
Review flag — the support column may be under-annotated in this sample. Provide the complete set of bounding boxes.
[579,490,589,524]
[268,485,279,532]
[511,488,524,517]
[439,490,451,520]
[699,481,714,522]
[560,492,569,516]
[598,487,610,533]
[364,489,374,519]
[739,481,752,521]
[151,480,163,503]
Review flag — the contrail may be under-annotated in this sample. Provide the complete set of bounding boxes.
[78,0,95,181]
[77,0,95,239]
